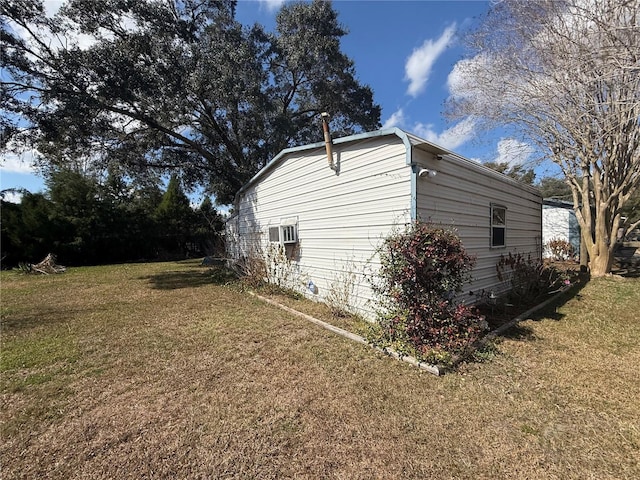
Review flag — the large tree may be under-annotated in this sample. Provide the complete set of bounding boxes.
[447,0,640,275]
[1,0,381,204]
[538,176,572,201]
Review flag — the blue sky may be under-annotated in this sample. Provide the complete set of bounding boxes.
[238,0,493,158]
[1,0,552,203]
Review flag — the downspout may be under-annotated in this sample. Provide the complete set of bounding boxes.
[410,161,417,222]
[391,129,416,221]
[321,112,336,171]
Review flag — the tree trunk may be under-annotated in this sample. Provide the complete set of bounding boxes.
[580,235,589,272]
[588,223,615,276]
[589,249,614,276]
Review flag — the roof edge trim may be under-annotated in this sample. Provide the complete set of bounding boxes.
[232,128,411,205]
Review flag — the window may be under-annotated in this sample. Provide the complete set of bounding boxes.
[491,204,506,247]
[281,225,297,244]
[268,227,280,243]
[267,218,298,245]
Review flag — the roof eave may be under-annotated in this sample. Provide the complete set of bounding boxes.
[232,128,415,206]
[232,127,542,205]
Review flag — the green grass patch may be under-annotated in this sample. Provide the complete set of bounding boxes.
[1,332,78,372]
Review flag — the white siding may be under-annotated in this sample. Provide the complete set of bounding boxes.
[414,149,542,298]
[542,205,580,258]
[228,129,544,318]
[231,136,412,317]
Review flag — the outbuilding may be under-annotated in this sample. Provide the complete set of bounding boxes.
[542,199,580,260]
[226,128,542,318]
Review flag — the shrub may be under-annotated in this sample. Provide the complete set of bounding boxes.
[496,252,570,306]
[234,242,303,296]
[546,238,575,261]
[325,259,358,318]
[233,249,267,289]
[370,222,485,364]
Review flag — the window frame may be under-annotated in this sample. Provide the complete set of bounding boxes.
[268,226,280,243]
[267,218,298,245]
[490,204,507,248]
[280,224,297,244]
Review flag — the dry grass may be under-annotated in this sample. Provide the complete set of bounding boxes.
[1,261,639,479]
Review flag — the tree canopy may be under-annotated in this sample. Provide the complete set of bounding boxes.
[483,161,536,185]
[0,169,223,267]
[538,177,572,201]
[1,0,381,204]
[448,0,640,275]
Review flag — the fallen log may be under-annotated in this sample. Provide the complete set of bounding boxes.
[22,253,66,274]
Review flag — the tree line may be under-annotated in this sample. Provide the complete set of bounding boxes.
[1,171,224,268]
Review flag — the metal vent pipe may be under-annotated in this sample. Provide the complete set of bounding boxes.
[320,112,335,170]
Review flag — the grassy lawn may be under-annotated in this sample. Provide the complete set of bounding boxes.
[1,260,639,479]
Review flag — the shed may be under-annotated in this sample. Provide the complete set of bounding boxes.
[226,128,542,318]
[542,199,580,260]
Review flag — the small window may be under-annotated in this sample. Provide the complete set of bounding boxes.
[268,223,297,244]
[268,226,280,243]
[491,204,506,247]
[281,225,297,244]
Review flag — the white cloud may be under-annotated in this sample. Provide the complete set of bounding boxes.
[405,23,456,98]
[258,0,286,12]
[413,117,477,150]
[492,138,535,167]
[446,59,466,97]
[1,151,38,174]
[1,190,24,204]
[412,123,436,141]
[447,53,492,102]
[380,107,477,151]
[382,108,406,129]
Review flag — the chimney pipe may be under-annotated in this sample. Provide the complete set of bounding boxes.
[321,112,335,171]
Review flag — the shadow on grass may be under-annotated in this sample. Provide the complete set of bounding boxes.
[491,271,590,342]
[499,323,538,341]
[2,305,106,333]
[142,266,239,290]
[532,274,589,319]
[611,266,640,278]
[457,272,595,370]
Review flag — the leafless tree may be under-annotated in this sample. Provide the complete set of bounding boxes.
[447,0,640,275]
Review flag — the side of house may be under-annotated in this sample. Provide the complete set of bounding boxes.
[227,131,412,316]
[410,139,543,298]
[227,128,543,318]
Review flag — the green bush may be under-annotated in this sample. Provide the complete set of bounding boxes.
[370,222,485,364]
[496,252,570,305]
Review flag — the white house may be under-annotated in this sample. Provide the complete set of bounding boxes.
[542,199,580,259]
[226,128,542,318]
